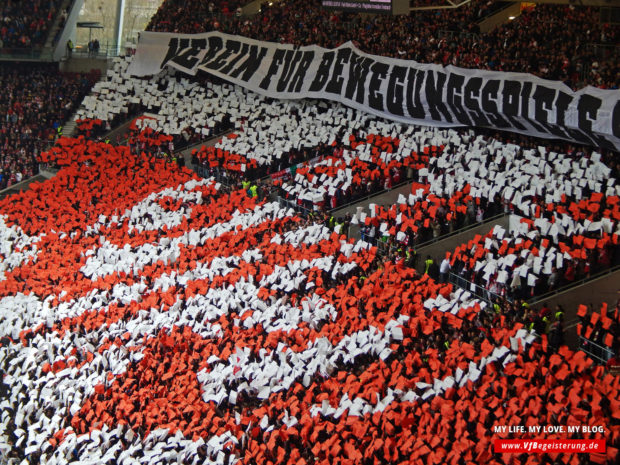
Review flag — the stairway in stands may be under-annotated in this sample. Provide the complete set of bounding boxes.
[62,117,78,138]
[43,0,73,53]
[476,2,520,33]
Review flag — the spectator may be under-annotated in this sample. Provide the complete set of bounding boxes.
[547,266,560,291]
[439,254,451,283]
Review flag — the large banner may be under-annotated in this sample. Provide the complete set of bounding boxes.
[128,31,620,151]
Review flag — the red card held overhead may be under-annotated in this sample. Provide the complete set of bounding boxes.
[577,304,588,317]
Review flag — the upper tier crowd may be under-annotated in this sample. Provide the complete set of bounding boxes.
[0,0,61,50]
[0,63,97,189]
[147,0,619,90]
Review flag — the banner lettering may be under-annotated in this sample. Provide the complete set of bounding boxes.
[129,31,620,151]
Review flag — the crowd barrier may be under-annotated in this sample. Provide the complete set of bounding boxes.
[448,271,504,307]
[579,336,615,365]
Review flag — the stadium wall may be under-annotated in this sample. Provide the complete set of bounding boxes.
[53,0,84,61]
[412,214,511,275]
[532,268,620,347]
[59,57,110,73]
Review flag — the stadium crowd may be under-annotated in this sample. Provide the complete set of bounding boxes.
[350,132,620,303]
[0,136,615,464]
[79,54,620,309]
[0,1,618,464]
[0,63,97,189]
[56,50,620,314]
[188,115,620,309]
[0,0,61,50]
[147,0,619,89]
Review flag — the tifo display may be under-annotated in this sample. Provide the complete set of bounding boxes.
[0,1,618,465]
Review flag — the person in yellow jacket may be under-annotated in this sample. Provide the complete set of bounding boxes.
[424,255,433,275]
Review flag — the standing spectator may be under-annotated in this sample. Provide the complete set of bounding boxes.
[440,254,451,283]
[547,266,560,291]
[424,255,434,275]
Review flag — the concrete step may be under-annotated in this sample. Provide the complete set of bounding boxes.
[540,267,620,350]
[63,119,78,138]
[0,174,49,200]
[412,214,510,276]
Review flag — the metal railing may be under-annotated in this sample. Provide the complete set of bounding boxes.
[176,129,234,157]
[70,42,131,59]
[578,336,614,365]
[435,29,481,43]
[563,317,580,332]
[414,212,507,251]
[363,211,508,262]
[530,264,620,306]
[474,1,516,25]
[447,264,620,310]
[38,162,60,173]
[277,196,316,218]
[410,0,472,11]
[328,177,416,216]
[194,166,236,188]
[584,43,620,60]
[0,48,54,61]
[599,6,620,25]
[448,272,504,307]
[0,176,36,196]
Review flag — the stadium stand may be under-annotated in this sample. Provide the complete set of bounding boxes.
[0,1,618,464]
[354,136,620,292]
[0,63,97,190]
[577,301,619,362]
[147,0,619,89]
[0,0,62,50]
[0,137,615,464]
[148,0,249,33]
